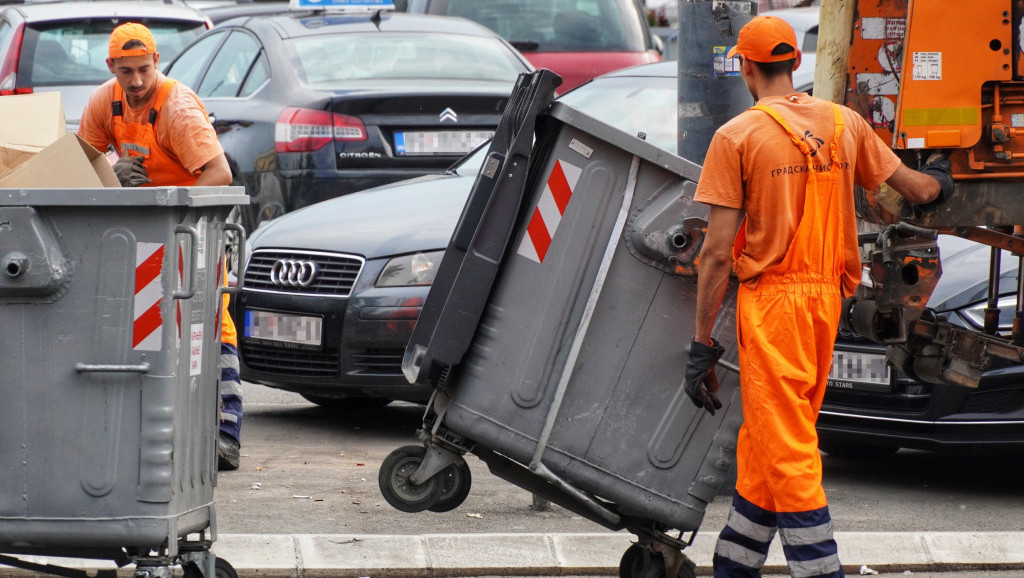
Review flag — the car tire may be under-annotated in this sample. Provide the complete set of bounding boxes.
[818,437,900,459]
[300,394,392,410]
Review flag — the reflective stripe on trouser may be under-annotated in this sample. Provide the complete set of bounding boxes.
[714,493,843,578]
[219,341,243,442]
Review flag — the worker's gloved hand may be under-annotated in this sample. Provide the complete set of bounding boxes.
[112,156,151,187]
[683,338,725,416]
[917,152,954,210]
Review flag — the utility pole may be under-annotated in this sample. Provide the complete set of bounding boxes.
[676,0,758,164]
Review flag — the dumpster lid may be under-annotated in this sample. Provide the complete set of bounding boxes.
[0,186,249,207]
[548,102,702,183]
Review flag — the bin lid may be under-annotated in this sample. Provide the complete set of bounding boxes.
[548,102,702,183]
[0,186,249,207]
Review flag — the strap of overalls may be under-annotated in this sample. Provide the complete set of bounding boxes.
[732,101,846,282]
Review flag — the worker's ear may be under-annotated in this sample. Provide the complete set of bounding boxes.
[106,57,115,74]
[794,51,802,72]
[153,53,160,69]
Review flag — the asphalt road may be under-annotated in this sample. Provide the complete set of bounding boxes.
[215,381,1024,537]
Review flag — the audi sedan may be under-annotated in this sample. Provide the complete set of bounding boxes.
[162,8,532,231]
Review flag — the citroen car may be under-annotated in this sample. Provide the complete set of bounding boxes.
[163,8,532,231]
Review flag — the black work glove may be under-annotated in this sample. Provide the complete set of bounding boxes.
[112,156,151,187]
[916,152,954,211]
[683,338,725,415]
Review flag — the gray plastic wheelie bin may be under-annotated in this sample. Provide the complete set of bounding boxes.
[0,186,247,578]
[379,70,741,577]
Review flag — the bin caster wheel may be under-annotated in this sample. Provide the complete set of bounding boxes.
[619,544,696,578]
[215,558,238,578]
[182,557,237,578]
[427,460,472,513]
[379,445,445,513]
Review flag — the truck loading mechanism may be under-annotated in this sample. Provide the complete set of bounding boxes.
[823,0,1024,388]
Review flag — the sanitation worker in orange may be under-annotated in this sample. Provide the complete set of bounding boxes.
[79,22,244,471]
[686,15,953,578]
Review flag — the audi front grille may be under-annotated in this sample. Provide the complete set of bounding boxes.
[243,250,364,297]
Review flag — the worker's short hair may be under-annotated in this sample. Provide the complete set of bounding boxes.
[752,43,796,77]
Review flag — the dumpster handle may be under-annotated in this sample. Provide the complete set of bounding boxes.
[173,225,199,300]
[222,222,247,296]
[527,155,640,509]
[75,362,151,373]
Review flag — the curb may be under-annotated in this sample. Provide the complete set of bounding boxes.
[3,532,1024,577]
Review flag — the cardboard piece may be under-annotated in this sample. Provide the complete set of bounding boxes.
[0,133,120,189]
[0,92,66,147]
[0,91,119,188]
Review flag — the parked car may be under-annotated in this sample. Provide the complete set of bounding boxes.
[162,8,532,231]
[821,235,1024,456]
[0,1,211,130]
[402,0,662,93]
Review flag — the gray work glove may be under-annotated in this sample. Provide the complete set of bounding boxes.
[112,156,151,187]
[683,338,725,416]
[916,152,954,210]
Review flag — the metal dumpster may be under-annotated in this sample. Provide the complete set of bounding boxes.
[379,70,741,576]
[0,186,247,578]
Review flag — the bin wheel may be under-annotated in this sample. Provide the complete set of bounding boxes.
[378,445,445,513]
[215,557,238,578]
[427,460,472,513]
[619,544,696,578]
[181,557,237,578]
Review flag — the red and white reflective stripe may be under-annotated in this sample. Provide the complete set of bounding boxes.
[133,242,165,351]
[517,159,582,263]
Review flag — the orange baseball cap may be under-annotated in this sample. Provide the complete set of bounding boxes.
[108,22,157,59]
[726,15,799,63]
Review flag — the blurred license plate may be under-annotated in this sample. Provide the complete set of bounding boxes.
[244,309,322,347]
[828,350,892,392]
[394,130,493,156]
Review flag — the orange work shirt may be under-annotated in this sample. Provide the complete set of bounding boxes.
[694,93,901,297]
[78,73,224,182]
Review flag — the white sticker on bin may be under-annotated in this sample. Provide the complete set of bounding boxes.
[190,323,204,376]
[134,242,165,352]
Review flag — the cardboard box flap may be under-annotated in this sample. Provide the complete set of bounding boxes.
[0,133,119,189]
[0,92,66,147]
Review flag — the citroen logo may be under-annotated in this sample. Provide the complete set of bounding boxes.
[270,259,318,287]
[439,107,458,123]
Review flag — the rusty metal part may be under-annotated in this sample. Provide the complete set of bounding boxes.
[934,225,1024,255]
[892,316,1024,388]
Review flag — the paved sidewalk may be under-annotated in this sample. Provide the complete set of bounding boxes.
[214,532,1024,576]
[4,532,1022,577]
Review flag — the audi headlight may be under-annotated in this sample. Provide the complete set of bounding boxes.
[961,295,1017,332]
[376,251,444,287]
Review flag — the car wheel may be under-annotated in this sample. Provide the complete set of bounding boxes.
[300,394,392,410]
[818,437,900,458]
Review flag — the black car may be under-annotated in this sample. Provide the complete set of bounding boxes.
[163,8,532,231]
[821,235,1024,456]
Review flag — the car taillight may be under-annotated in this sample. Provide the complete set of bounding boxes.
[0,23,27,96]
[274,107,367,153]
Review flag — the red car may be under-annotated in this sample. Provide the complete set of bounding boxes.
[402,0,663,92]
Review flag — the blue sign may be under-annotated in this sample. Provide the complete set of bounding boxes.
[289,0,395,10]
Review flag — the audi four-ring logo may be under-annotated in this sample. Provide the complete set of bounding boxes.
[270,259,318,287]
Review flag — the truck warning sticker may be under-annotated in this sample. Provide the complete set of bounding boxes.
[912,52,942,81]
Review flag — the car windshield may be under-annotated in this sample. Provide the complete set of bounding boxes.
[431,0,648,52]
[289,32,523,86]
[558,73,677,153]
[23,19,207,86]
